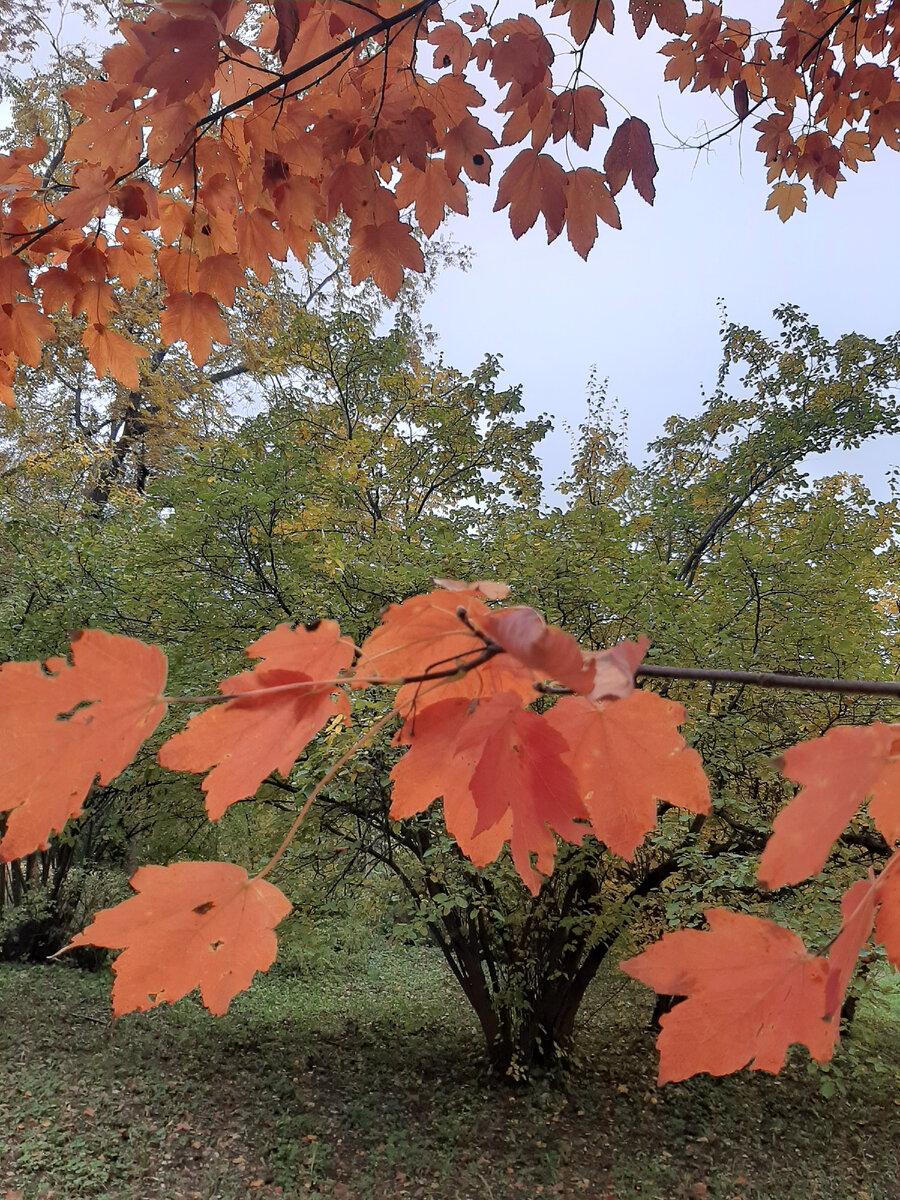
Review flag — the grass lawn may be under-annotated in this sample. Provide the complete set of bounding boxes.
[1,931,898,1200]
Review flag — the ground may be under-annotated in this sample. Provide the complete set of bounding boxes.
[1,931,898,1200]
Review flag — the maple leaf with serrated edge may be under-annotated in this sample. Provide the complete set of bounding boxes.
[551,87,607,150]
[82,323,150,389]
[64,862,291,1016]
[493,149,567,239]
[758,723,900,889]
[825,876,877,1019]
[604,117,658,204]
[390,697,512,871]
[159,291,230,366]
[629,0,687,39]
[197,253,246,306]
[347,219,425,301]
[0,631,168,860]
[355,588,538,716]
[622,910,835,1083]
[564,167,620,257]
[158,622,354,820]
[0,301,54,367]
[395,161,468,237]
[544,691,709,859]
[766,181,807,221]
[391,693,587,893]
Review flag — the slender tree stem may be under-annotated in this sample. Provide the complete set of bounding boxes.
[636,664,900,699]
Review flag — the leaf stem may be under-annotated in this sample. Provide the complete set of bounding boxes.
[254,707,398,882]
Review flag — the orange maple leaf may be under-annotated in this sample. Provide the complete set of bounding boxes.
[550,87,608,150]
[825,876,877,1019]
[493,148,567,239]
[54,165,116,229]
[604,117,658,204]
[629,0,687,39]
[0,301,55,367]
[0,631,168,860]
[479,608,647,700]
[765,180,807,221]
[347,219,425,301]
[0,256,33,305]
[197,253,246,307]
[622,909,835,1082]
[72,280,119,326]
[81,323,150,389]
[354,587,538,716]
[873,855,900,970]
[565,166,621,256]
[158,622,354,819]
[160,291,230,366]
[758,724,900,889]
[545,690,710,859]
[65,862,291,1016]
[395,160,468,237]
[391,693,587,893]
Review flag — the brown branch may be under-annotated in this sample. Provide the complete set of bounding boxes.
[195,0,437,134]
[637,664,900,699]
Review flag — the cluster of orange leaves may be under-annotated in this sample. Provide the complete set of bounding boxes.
[3,581,900,1084]
[0,1,897,403]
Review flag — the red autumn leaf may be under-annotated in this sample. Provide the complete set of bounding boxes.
[160,291,230,366]
[825,876,877,1019]
[766,181,807,221]
[391,693,587,893]
[65,862,291,1016]
[395,161,468,237]
[545,690,710,859]
[0,631,168,860]
[550,87,607,150]
[54,165,115,229]
[442,115,497,184]
[564,167,620,256]
[81,323,150,389]
[235,208,287,285]
[72,280,119,326]
[106,231,157,290]
[493,148,567,239]
[36,268,80,315]
[629,0,687,39]
[158,622,354,820]
[0,301,55,367]
[604,117,658,204]
[428,21,472,73]
[873,855,900,968]
[347,219,425,301]
[622,910,835,1083]
[390,696,514,872]
[273,2,303,64]
[0,256,33,305]
[479,607,647,700]
[545,0,614,41]
[197,253,246,306]
[758,724,900,889]
[356,588,538,716]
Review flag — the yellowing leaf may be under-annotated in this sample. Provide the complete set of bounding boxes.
[766,181,807,221]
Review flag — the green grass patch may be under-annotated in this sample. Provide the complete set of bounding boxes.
[1,932,899,1199]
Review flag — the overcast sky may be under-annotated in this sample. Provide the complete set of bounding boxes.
[421,15,900,498]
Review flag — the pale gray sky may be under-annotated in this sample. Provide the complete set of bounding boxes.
[421,15,900,497]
